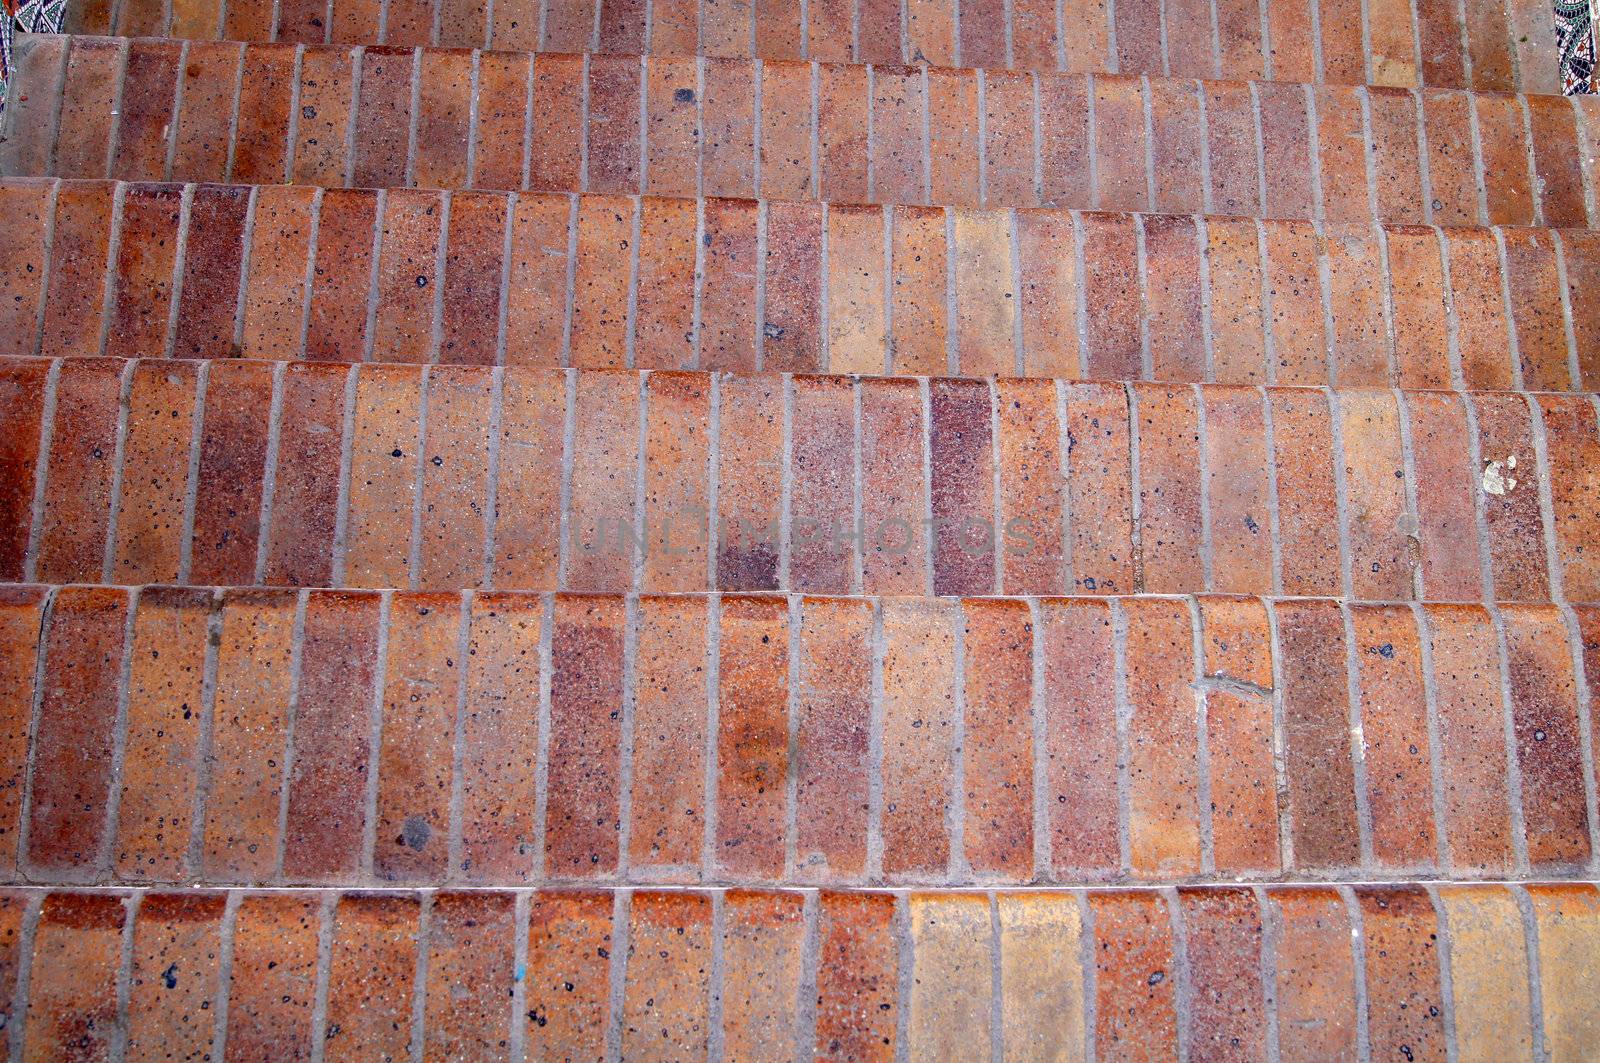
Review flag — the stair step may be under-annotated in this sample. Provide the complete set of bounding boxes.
[63,0,1562,95]
[3,36,1594,228]
[4,179,1598,388]
[7,883,1595,1059]
[2,584,1597,885]
[3,359,1597,599]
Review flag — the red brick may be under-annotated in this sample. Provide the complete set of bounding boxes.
[422,893,516,1060]
[641,371,710,591]
[790,375,854,591]
[1017,210,1078,379]
[473,52,532,190]
[1350,603,1436,870]
[722,890,806,1059]
[112,360,198,584]
[1142,214,1206,382]
[543,0,596,47]
[352,47,415,188]
[1463,0,1516,89]
[929,377,995,596]
[40,180,112,359]
[1337,390,1414,599]
[715,595,787,879]
[502,194,568,366]
[1257,81,1316,219]
[826,204,886,375]
[113,588,210,882]
[1501,228,1573,391]
[1472,393,1549,601]
[36,358,121,581]
[1124,597,1200,877]
[200,589,296,882]
[818,65,868,203]
[814,892,898,1061]
[0,37,66,177]
[53,38,121,179]
[1563,230,1600,389]
[880,599,956,877]
[628,596,707,878]
[0,589,45,872]
[1011,0,1059,66]
[1081,212,1142,379]
[1206,81,1260,217]
[278,0,331,39]
[437,0,488,48]
[1539,394,1600,599]
[567,371,639,590]
[262,362,348,586]
[27,586,127,877]
[1476,93,1535,226]
[344,364,422,588]
[1319,0,1365,81]
[546,595,624,877]
[753,0,802,57]
[859,0,907,62]
[1065,382,1133,594]
[1200,595,1280,874]
[1261,220,1326,385]
[291,47,355,186]
[1357,888,1447,1061]
[1324,224,1389,386]
[1090,892,1178,1059]
[457,593,541,881]
[716,373,782,589]
[23,894,127,1060]
[1419,91,1479,226]
[1415,0,1466,85]
[324,0,380,41]
[1206,217,1267,385]
[1384,227,1451,389]
[438,192,507,364]
[479,373,560,584]
[1038,75,1091,209]
[111,41,182,182]
[952,209,1014,374]
[1444,228,1515,390]
[984,71,1036,205]
[372,189,443,362]
[1526,96,1587,227]
[0,183,50,358]
[699,198,760,369]
[1149,79,1204,215]
[282,590,381,883]
[1424,604,1513,875]
[876,67,928,204]
[889,205,949,374]
[1367,88,1424,223]
[232,43,295,185]
[1501,605,1591,869]
[1315,86,1371,224]
[487,0,538,47]
[241,185,315,359]
[371,594,460,883]
[1203,387,1272,593]
[1039,600,1116,879]
[1268,889,1359,1061]
[588,55,643,195]
[1093,74,1148,212]
[1403,391,1483,600]
[1269,387,1341,596]
[171,184,248,359]
[324,894,420,1060]
[796,598,870,879]
[305,188,377,362]
[907,893,992,1055]
[996,378,1065,594]
[961,598,1034,878]
[928,68,979,206]
[1119,0,1167,70]
[702,59,757,198]
[763,201,823,371]
[622,892,713,1057]
[1274,599,1360,871]
[1133,383,1203,593]
[598,0,645,51]
[1217,0,1265,75]
[383,0,433,48]
[221,0,272,39]
[0,361,47,578]
[417,366,492,587]
[524,891,613,1057]
[757,61,812,200]
[224,894,321,1060]
[1180,889,1266,1061]
[126,894,225,1059]
[635,197,698,369]
[530,55,584,192]
[414,49,473,190]
[859,378,926,595]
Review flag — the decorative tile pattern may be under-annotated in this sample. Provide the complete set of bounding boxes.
[0,0,67,110]
[1559,0,1597,92]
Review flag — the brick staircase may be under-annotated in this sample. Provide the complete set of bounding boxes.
[0,0,1599,1054]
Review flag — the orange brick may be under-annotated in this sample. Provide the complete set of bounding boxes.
[860,377,928,594]
[112,360,198,584]
[1206,81,1260,217]
[764,201,824,371]
[1268,889,1360,1059]
[343,364,422,587]
[929,377,995,596]
[1475,93,1535,226]
[634,196,698,369]
[962,598,1034,878]
[1539,394,1600,599]
[1501,605,1590,869]
[1404,391,1484,599]
[1337,389,1414,599]
[1039,599,1118,879]
[261,363,347,586]
[760,61,813,200]
[1415,0,1467,85]
[953,208,1015,375]
[1262,220,1327,385]
[1357,888,1447,1061]
[1206,218,1267,386]
[722,891,806,1059]
[1324,224,1389,386]
[699,198,760,370]
[241,185,315,359]
[546,595,625,877]
[126,894,225,1060]
[1181,889,1267,1061]
[567,371,639,591]
[1203,386,1273,594]
[907,894,993,1056]
[53,37,121,179]
[1065,382,1133,594]
[457,593,542,881]
[1039,74,1091,208]
[291,47,355,186]
[1444,228,1515,389]
[644,58,701,199]
[232,43,295,185]
[1473,393,1549,601]
[814,892,898,1060]
[40,180,112,359]
[1142,214,1206,382]
[716,373,782,590]
[984,71,1036,205]
[790,374,855,591]
[795,598,872,881]
[1257,81,1316,218]
[889,205,949,374]
[716,595,788,879]
[1081,211,1142,379]
[473,52,531,191]
[0,589,45,872]
[1091,892,1178,1058]
[1384,227,1452,388]
[702,59,757,197]
[373,189,444,362]
[622,893,713,1057]
[587,55,642,194]
[282,590,382,883]
[324,894,420,1060]
[1093,74,1148,211]
[531,55,584,192]
[1200,595,1281,874]
[629,596,708,877]
[1367,87,1424,223]
[1124,596,1201,877]
[113,588,210,882]
[1119,0,1167,69]
[996,378,1065,594]
[819,65,869,203]
[1316,85,1371,223]
[1274,599,1360,871]
[525,891,613,1059]
[1133,383,1203,593]
[826,204,887,375]
[858,0,906,62]
[503,193,569,366]
[1420,90,1479,225]
[881,599,956,876]
[1501,228,1573,391]
[305,188,377,362]
[413,49,473,189]
[438,191,507,366]
[416,366,492,588]
[1016,209,1079,379]
[928,68,980,206]
[641,372,711,591]
[0,182,50,358]
[1350,604,1436,870]
[1269,387,1341,596]
[37,358,122,583]
[1526,96,1587,227]
[372,594,461,883]
[24,894,127,1060]
[422,893,516,1060]
[104,183,182,359]
[225,894,321,1059]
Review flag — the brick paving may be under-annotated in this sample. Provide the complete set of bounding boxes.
[1,0,1599,1051]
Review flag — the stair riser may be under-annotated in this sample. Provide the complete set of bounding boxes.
[2,586,1597,886]
[5,36,1593,226]
[2,359,1596,599]
[4,180,1598,388]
